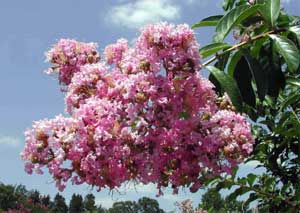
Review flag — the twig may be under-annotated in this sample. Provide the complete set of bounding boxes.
[202,28,287,67]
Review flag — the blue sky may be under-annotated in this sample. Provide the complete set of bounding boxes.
[0,0,299,211]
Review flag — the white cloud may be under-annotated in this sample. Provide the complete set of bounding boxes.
[120,182,156,194]
[0,135,21,147]
[107,0,180,29]
[241,160,262,169]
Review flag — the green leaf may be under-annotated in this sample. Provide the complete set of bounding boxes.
[207,66,243,112]
[258,41,285,98]
[280,93,300,111]
[277,13,293,27]
[228,51,242,77]
[259,0,281,27]
[286,77,300,87]
[270,35,300,72]
[215,52,230,71]
[247,173,257,187]
[241,49,267,101]
[213,4,261,42]
[289,25,300,43]
[222,0,236,11]
[192,15,223,28]
[200,43,231,58]
[233,57,256,107]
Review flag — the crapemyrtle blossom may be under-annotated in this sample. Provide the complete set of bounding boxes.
[46,39,100,86]
[21,22,254,195]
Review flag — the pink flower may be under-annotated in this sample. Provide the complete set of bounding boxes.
[22,22,254,195]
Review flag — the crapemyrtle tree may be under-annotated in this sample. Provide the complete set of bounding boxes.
[20,0,300,211]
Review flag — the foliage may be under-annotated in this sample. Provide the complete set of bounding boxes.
[108,197,165,213]
[198,188,244,212]
[0,183,49,212]
[84,193,97,212]
[52,193,68,213]
[0,182,168,212]
[193,0,300,211]
[69,194,84,213]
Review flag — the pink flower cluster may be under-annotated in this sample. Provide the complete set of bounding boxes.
[22,22,254,194]
[46,39,100,86]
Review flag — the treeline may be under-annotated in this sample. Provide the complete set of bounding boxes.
[0,182,165,213]
[0,182,253,212]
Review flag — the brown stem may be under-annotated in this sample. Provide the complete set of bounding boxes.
[202,28,287,67]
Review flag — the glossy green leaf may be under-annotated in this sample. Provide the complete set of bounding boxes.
[228,51,242,77]
[270,35,300,72]
[242,49,267,101]
[289,25,300,43]
[199,43,231,58]
[207,66,243,112]
[233,57,256,108]
[259,0,281,27]
[213,4,261,42]
[258,41,285,98]
[192,15,223,28]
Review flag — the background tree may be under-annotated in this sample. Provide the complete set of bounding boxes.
[97,204,108,213]
[137,197,165,213]
[0,183,18,211]
[109,200,140,213]
[69,193,84,213]
[41,194,52,209]
[84,193,97,212]
[28,190,41,205]
[52,193,68,213]
[193,0,300,211]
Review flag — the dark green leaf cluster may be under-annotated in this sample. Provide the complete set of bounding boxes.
[198,187,244,212]
[193,0,300,211]
[109,197,165,213]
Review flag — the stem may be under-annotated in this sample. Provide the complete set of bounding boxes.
[202,29,287,67]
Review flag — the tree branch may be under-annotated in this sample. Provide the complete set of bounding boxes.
[202,29,287,67]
